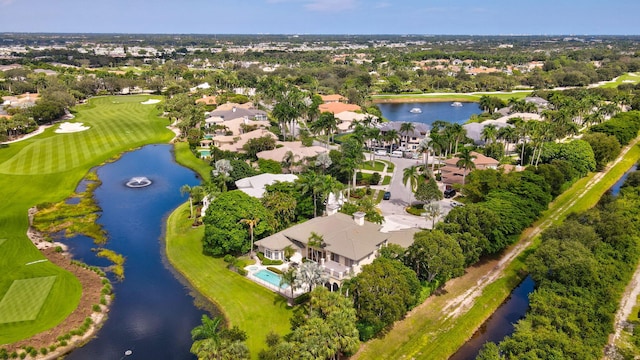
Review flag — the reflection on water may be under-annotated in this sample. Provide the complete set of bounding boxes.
[378,101,482,126]
[63,144,205,360]
[449,276,534,360]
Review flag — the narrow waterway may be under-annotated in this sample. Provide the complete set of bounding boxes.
[62,144,206,360]
[449,276,534,360]
[449,163,639,359]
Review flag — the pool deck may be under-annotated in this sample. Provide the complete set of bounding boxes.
[245,261,306,298]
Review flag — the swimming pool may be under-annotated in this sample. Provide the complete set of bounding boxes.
[254,269,288,289]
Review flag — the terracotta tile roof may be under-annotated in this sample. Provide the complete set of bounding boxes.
[318,102,361,114]
[195,95,217,105]
[320,94,347,103]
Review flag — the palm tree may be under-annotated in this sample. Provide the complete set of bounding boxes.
[295,261,328,293]
[180,184,196,219]
[455,147,476,185]
[448,123,467,154]
[298,171,323,217]
[402,165,420,205]
[280,268,298,301]
[311,112,338,149]
[383,129,400,153]
[307,232,325,263]
[281,150,298,174]
[497,126,517,155]
[314,152,332,174]
[190,315,223,358]
[399,122,416,150]
[417,137,431,173]
[366,127,381,165]
[240,217,260,258]
[481,124,498,145]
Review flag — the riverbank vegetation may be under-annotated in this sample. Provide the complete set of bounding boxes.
[165,202,293,355]
[0,95,173,346]
[479,169,640,359]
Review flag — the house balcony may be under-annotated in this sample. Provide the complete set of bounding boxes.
[321,259,351,280]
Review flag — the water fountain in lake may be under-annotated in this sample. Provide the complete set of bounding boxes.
[125,176,152,188]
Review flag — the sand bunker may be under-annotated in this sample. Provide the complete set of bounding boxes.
[55,122,90,133]
[141,99,161,105]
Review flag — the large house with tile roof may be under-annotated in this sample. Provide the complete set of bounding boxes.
[440,151,499,185]
[255,212,390,290]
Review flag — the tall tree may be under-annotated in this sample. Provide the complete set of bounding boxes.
[402,165,420,204]
[455,147,477,185]
[399,122,416,149]
[405,229,465,283]
[239,217,260,257]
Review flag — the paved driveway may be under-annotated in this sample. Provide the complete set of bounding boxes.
[374,154,456,232]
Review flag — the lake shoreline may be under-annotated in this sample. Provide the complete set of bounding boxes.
[373,96,476,104]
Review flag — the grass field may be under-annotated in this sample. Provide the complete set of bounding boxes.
[165,203,293,357]
[601,72,640,89]
[0,276,57,323]
[0,95,173,344]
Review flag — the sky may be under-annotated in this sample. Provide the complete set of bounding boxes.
[0,0,639,35]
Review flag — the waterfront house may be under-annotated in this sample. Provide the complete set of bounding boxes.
[254,212,389,291]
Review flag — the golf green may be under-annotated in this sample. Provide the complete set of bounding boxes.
[0,95,173,344]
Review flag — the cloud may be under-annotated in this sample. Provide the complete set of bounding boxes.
[0,0,15,6]
[304,0,358,12]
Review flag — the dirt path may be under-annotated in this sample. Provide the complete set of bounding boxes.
[441,138,637,321]
[354,137,640,359]
[605,254,640,356]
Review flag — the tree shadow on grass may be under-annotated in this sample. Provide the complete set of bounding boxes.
[272,293,291,309]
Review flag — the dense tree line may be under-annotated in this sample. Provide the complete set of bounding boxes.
[478,171,640,359]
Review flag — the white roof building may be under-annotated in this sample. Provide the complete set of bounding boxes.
[235,173,298,199]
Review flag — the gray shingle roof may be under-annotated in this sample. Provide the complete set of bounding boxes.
[255,213,388,261]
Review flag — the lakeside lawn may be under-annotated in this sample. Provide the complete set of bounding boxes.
[372,91,531,103]
[165,202,293,357]
[355,142,640,359]
[0,95,172,344]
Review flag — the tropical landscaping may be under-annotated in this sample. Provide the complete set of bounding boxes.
[4,34,640,360]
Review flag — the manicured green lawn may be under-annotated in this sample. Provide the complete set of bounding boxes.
[382,176,392,185]
[0,276,57,323]
[372,91,531,102]
[0,95,173,344]
[174,142,211,181]
[360,160,386,172]
[165,203,293,358]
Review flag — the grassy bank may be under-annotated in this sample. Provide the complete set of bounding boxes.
[174,141,211,181]
[165,202,293,358]
[355,142,640,359]
[372,91,530,103]
[0,95,172,344]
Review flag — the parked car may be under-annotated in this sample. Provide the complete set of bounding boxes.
[451,200,464,207]
[383,191,391,200]
[375,149,388,156]
[390,150,403,158]
[444,188,456,198]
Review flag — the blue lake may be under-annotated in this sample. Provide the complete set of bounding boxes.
[63,144,206,360]
[377,101,482,125]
